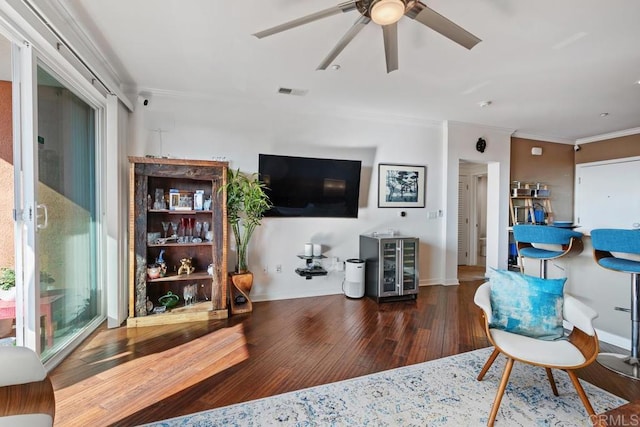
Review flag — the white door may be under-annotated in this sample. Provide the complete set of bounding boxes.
[458,176,470,265]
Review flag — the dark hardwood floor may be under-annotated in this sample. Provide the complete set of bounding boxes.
[49,278,640,426]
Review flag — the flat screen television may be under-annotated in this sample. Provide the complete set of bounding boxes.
[259,154,362,218]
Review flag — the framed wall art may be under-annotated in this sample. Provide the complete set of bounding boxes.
[378,163,426,208]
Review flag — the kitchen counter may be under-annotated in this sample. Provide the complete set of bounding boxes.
[518,234,632,348]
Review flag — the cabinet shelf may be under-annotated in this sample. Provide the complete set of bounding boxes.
[148,209,213,215]
[127,301,227,327]
[148,242,213,248]
[509,196,553,225]
[147,271,213,283]
[128,156,229,327]
[296,254,327,279]
[510,196,549,200]
[296,254,326,260]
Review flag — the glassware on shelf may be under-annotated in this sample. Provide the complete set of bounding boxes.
[195,222,202,239]
[202,222,210,239]
[187,217,195,241]
[182,283,198,305]
[183,285,191,305]
[154,188,165,210]
[179,217,188,242]
[170,221,179,238]
[161,221,170,238]
[191,284,198,303]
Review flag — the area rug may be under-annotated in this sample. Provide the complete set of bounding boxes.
[141,347,626,427]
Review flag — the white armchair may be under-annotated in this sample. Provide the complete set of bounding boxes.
[0,346,55,427]
[474,282,599,427]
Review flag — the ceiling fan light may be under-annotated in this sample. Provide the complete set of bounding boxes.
[371,0,405,26]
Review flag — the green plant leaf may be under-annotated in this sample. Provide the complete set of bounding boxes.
[219,168,272,272]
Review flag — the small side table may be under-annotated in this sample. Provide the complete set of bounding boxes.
[0,295,61,347]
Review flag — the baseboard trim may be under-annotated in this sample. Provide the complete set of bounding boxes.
[594,328,632,350]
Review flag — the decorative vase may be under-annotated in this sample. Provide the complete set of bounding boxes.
[229,271,253,314]
[230,271,253,295]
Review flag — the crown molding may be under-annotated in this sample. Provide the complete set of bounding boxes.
[576,127,640,144]
[511,132,574,145]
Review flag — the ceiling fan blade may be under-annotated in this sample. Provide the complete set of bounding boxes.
[382,23,399,73]
[253,1,357,39]
[406,2,481,50]
[317,15,371,70]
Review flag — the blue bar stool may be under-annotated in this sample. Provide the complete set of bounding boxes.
[513,224,584,278]
[591,228,640,380]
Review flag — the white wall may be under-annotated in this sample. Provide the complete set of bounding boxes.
[128,94,449,301]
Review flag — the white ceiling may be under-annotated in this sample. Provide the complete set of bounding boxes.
[26,1,640,140]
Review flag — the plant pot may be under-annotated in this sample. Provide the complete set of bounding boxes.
[230,271,253,296]
[229,271,253,314]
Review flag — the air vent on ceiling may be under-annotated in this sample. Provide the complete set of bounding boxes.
[278,87,308,96]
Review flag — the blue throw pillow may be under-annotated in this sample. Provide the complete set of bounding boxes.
[489,269,566,340]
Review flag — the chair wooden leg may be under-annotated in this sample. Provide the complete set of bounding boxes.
[566,370,596,420]
[545,368,559,396]
[477,348,500,381]
[488,357,514,427]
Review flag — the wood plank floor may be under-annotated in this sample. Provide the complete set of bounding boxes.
[50,278,640,426]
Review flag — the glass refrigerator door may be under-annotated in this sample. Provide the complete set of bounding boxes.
[381,241,398,293]
[402,239,417,292]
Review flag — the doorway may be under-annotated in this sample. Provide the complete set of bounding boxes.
[458,160,488,272]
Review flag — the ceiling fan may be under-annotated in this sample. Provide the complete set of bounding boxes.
[253,0,481,73]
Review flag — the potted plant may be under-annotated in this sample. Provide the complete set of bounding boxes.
[0,268,15,338]
[221,168,271,311]
[0,267,16,301]
[222,168,272,273]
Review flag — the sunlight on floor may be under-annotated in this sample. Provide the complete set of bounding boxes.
[53,323,249,426]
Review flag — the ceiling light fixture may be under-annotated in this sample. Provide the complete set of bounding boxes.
[600,112,609,117]
[370,0,406,25]
[478,100,492,108]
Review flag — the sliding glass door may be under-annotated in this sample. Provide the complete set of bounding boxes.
[34,66,100,360]
[1,12,106,363]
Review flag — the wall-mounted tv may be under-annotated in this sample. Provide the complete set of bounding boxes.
[259,154,362,218]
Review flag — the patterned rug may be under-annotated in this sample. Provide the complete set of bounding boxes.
[141,347,626,427]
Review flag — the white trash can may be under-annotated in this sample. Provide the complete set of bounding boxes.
[344,258,365,298]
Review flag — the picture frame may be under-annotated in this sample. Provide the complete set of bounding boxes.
[378,163,426,208]
[175,192,194,211]
[193,190,204,210]
[168,189,180,211]
[169,189,194,211]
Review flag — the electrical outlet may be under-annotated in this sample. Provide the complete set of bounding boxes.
[276,264,282,273]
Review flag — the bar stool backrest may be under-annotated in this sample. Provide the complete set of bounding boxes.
[513,224,583,245]
[591,229,640,255]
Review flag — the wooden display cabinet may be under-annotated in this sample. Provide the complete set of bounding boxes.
[127,157,228,327]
